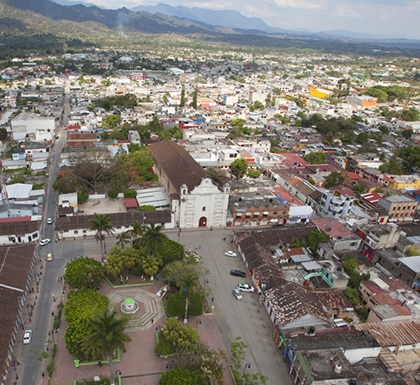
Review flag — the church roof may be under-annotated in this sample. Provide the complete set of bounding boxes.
[150,139,207,193]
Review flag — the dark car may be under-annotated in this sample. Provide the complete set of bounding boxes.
[230,269,246,278]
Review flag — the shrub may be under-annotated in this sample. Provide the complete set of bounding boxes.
[155,332,175,356]
[123,188,137,198]
[108,189,118,199]
[167,292,203,318]
[77,192,89,204]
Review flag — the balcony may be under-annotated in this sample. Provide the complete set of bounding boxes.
[331,197,344,205]
[330,205,343,213]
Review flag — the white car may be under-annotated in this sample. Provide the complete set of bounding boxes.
[40,239,51,246]
[224,251,237,258]
[232,289,243,300]
[23,330,32,344]
[47,218,53,224]
[237,283,255,293]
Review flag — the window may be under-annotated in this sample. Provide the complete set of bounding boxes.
[202,206,206,211]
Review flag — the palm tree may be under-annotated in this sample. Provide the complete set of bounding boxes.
[129,221,146,247]
[142,255,160,279]
[82,309,131,385]
[179,269,200,324]
[116,231,130,250]
[88,213,114,259]
[142,222,167,257]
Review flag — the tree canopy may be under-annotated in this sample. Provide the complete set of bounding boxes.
[64,257,104,289]
[304,152,327,164]
[325,171,346,187]
[230,158,248,179]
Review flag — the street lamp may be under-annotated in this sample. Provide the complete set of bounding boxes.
[242,362,251,385]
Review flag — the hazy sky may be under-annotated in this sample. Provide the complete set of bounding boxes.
[81,0,419,38]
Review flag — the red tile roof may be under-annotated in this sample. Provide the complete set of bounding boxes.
[150,139,208,194]
[124,198,138,208]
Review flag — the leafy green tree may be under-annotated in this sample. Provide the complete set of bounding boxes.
[162,261,205,323]
[82,309,131,384]
[108,189,118,199]
[353,184,365,195]
[401,108,419,122]
[343,288,361,307]
[167,291,203,318]
[343,258,357,274]
[308,231,328,254]
[159,239,185,265]
[158,368,206,385]
[402,129,413,139]
[304,152,327,164]
[379,158,403,175]
[64,289,109,358]
[168,342,226,385]
[406,245,420,256]
[325,171,346,188]
[161,318,200,353]
[356,132,369,144]
[248,169,261,178]
[399,146,420,173]
[103,114,121,128]
[230,158,248,179]
[88,213,114,259]
[123,188,137,198]
[190,87,198,109]
[141,223,168,257]
[64,257,104,289]
[180,85,186,108]
[0,127,8,140]
[230,337,267,385]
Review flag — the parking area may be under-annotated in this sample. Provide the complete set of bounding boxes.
[166,228,291,385]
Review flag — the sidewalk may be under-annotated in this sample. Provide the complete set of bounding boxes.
[7,256,49,385]
[52,277,233,385]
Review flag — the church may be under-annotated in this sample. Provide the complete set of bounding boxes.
[150,139,230,229]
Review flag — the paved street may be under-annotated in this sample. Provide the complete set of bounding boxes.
[166,228,291,385]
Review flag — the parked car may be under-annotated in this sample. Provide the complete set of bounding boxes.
[232,289,243,300]
[40,239,51,246]
[225,251,237,257]
[23,330,32,344]
[237,283,254,292]
[230,269,246,278]
[46,253,53,262]
[47,218,53,225]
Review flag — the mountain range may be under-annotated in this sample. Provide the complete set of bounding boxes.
[1,0,420,55]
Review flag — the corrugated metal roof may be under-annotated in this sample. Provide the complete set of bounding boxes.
[355,321,420,346]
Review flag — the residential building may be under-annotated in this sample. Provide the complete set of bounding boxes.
[356,223,401,260]
[346,95,378,108]
[10,112,55,142]
[228,192,289,227]
[378,195,418,222]
[388,175,420,192]
[309,88,332,99]
[320,189,354,218]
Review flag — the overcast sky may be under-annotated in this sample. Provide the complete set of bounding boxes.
[81,0,419,38]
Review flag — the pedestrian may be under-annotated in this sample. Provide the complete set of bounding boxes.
[99,361,102,367]
[52,312,54,316]
[29,318,31,322]
[42,372,45,377]
[151,318,154,324]
[212,297,214,303]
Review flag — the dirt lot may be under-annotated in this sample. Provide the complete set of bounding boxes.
[80,197,127,215]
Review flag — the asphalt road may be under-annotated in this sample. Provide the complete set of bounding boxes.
[19,76,71,385]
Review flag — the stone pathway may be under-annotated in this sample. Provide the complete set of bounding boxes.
[108,287,163,331]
